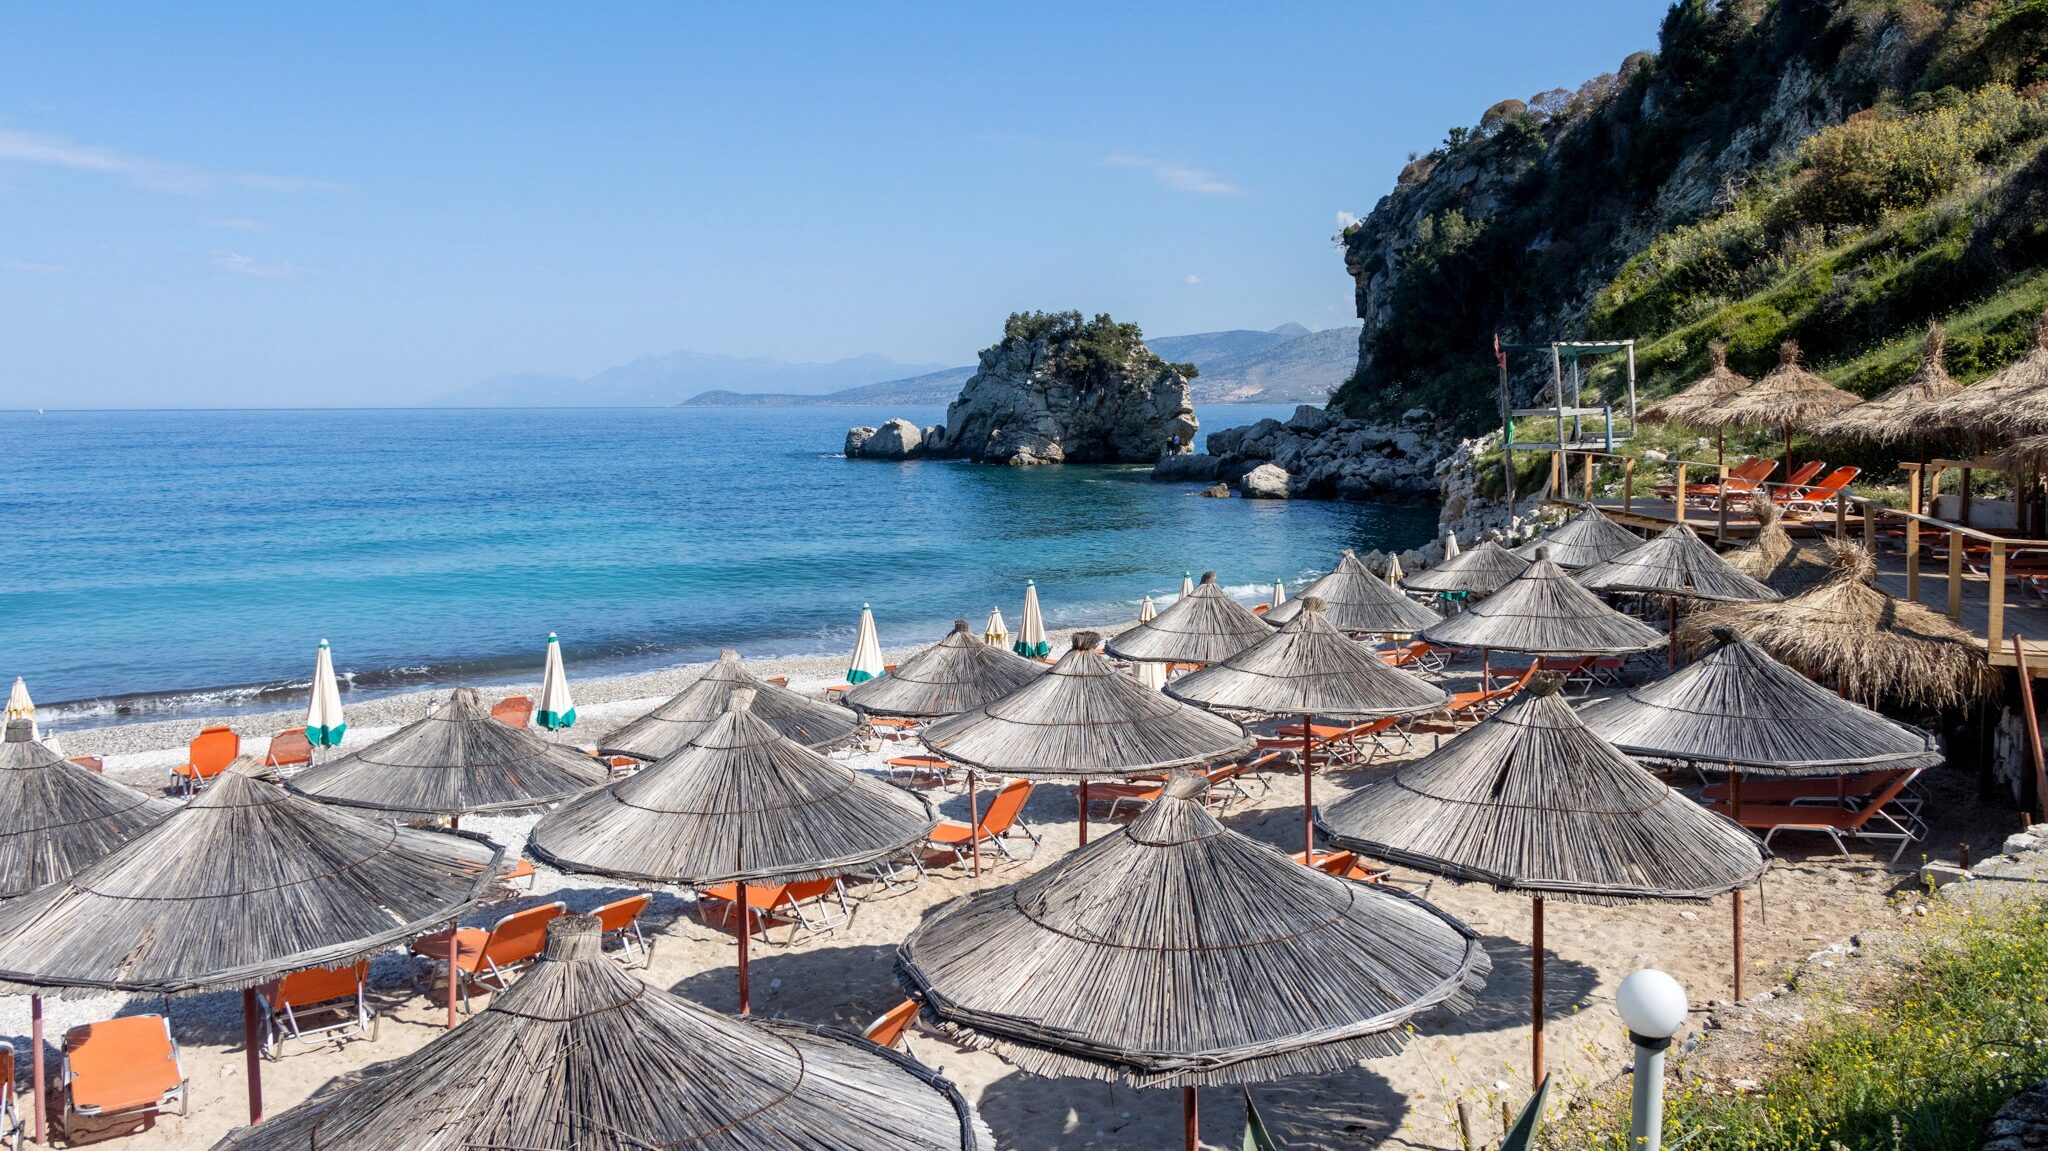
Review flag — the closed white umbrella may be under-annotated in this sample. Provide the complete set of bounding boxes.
[1268,580,1287,612]
[5,678,36,741]
[1384,555,1406,587]
[1180,571,1195,598]
[982,607,1009,649]
[537,632,577,732]
[848,604,885,684]
[305,640,347,751]
[1014,580,1049,659]
[1443,532,1462,560]
[1134,597,1167,691]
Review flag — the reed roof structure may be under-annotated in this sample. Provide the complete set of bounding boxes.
[1419,553,1664,656]
[897,774,1487,1087]
[2000,433,2048,479]
[1105,572,1272,665]
[1820,323,1959,445]
[1576,524,1781,603]
[1580,627,1941,774]
[288,687,608,818]
[1718,342,1861,432]
[0,720,175,900]
[1166,598,1449,719]
[218,914,993,1151]
[1681,544,2001,711]
[0,763,495,994]
[921,633,1253,781]
[1936,309,2048,441]
[1639,341,1751,428]
[1261,550,1440,634]
[844,621,1045,719]
[599,649,858,759]
[1401,540,1531,597]
[1320,678,1768,905]
[1511,505,1645,570]
[1724,496,1834,595]
[531,690,935,886]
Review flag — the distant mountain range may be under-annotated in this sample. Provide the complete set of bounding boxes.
[439,322,1359,408]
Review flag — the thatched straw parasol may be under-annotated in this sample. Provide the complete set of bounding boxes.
[1105,571,1271,666]
[1262,549,1441,635]
[1938,309,2048,441]
[531,689,935,1013]
[2000,433,2048,480]
[1512,505,1645,570]
[1820,323,1959,445]
[1681,544,2001,711]
[922,632,1253,846]
[845,621,1045,720]
[1419,552,1664,668]
[0,762,496,1126]
[219,914,993,1151]
[1725,496,1834,595]
[1640,341,1753,465]
[288,687,608,821]
[1577,524,1780,668]
[0,720,175,900]
[1718,341,1861,475]
[1167,598,1450,855]
[1319,676,1767,1084]
[899,773,1487,1149]
[599,649,859,760]
[1402,540,1531,598]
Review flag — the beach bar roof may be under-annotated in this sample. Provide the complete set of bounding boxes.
[1576,524,1781,603]
[289,687,608,818]
[845,621,1045,719]
[1402,540,1531,597]
[218,914,993,1151]
[1105,572,1271,665]
[922,633,1253,781]
[0,720,175,900]
[1262,550,1440,634]
[1512,505,1644,570]
[599,649,858,759]
[1419,553,1664,656]
[898,773,1488,1089]
[1580,627,1942,774]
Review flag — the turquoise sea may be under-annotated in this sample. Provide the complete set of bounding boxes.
[0,405,1436,720]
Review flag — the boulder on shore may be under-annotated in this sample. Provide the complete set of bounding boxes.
[1198,482,1230,498]
[1151,453,1224,483]
[1240,463,1291,499]
[845,417,927,460]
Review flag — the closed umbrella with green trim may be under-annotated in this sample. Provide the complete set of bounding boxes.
[536,632,577,732]
[849,604,885,684]
[1014,580,1050,658]
[306,640,347,749]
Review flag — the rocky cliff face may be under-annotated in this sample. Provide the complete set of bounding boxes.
[1153,405,1451,502]
[849,311,1197,465]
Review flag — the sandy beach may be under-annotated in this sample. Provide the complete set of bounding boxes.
[6,634,2003,1151]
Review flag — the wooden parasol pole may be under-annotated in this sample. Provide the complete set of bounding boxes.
[446,920,459,1029]
[2016,638,2048,824]
[31,994,44,1144]
[1531,896,1546,1089]
[1302,712,1316,859]
[1183,1086,1198,1151]
[967,770,981,878]
[1782,424,1793,480]
[737,881,751,1015]
[242,987,264,1123]
[1078,781,1089,847]
[1733,889,1746,1003]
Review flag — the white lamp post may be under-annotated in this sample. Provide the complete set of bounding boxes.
[1616,968,1687,1150]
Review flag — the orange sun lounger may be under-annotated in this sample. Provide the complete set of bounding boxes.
[411,900,567,1012]
[928,779,1040,866]
[170,725,239,795]
[61,1015,187,1140]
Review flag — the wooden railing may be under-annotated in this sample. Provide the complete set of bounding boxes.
[1533,448,1848,544]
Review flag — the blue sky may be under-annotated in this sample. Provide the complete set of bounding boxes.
[0,4,1666,408]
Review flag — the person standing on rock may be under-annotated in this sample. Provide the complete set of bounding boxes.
[1166,432,1182,456]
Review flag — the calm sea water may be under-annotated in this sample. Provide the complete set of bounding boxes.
[0,405,1435,720]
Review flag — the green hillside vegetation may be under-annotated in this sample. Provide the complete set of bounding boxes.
[1333,0,2048,445]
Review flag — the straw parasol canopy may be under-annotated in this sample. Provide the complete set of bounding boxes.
[1262,550,1441,634]
[845,620,1046,719]
[289,687,609,818]
[1681,543,2001,711]
[1512,505,1645,570]
[850,604,886,683]
[1640,340,1751,428]
[1719,341,1861,472]
[898,773,1488,1088]
[1576,524,1781,603]
[1725,496,1833,595]
[1937,308,2048,441]
[537,632,577,731]
[2004,434,2048,478]
[532,689,935,888]
[1402,540,1532,597]
[0,762,496,994]
[599,649,858,760]
[1820,323,1959,445]
[921,633,1254,782]
[218,914,994,1151]
[1320,676,1768,903]
[1419,552,1664,656]
[306,640,346,749]
[0,720,175,900]
[1580,626,1942,774]
[1105,571,1271,666]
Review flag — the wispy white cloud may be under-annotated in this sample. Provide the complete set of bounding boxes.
[1183,274,1202,285]
[1102,153,1241,196]
[0,123,336,195]
[213,252,299,279]
[4,260,64,274]
[1336,210,1361,229]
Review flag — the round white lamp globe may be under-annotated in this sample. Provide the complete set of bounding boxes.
[1616,968,1688,1040]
